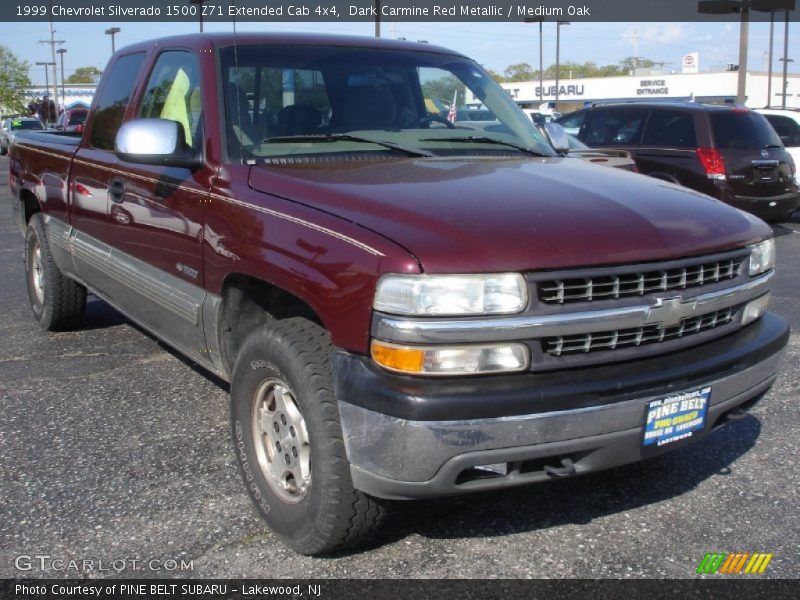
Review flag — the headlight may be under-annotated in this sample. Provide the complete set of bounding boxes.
[748,239,775,276]
[371,340,529,376]
[374,273,527,316]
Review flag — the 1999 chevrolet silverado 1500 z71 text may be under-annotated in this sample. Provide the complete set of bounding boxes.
[9,33,789,555]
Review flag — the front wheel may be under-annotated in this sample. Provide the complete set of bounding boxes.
[230,318,385,555]
[25,214,87,331]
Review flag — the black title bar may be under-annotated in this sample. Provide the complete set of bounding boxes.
[2,0,799,22]
[3,579,800,600]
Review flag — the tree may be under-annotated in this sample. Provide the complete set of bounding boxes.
[502,63,535,82]
[496,57,659,82]
[66,66,102,84]
[0,45,32,114]
[421,75,462,106]
[484,68,504,82]
[619,57,656,74]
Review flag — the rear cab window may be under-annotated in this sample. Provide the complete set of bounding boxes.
[68,111,88,126]
[582,107,649,146]
[224,61,332,154]
[710,111,782,150]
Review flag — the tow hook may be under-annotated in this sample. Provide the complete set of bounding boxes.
[545,457,576,478]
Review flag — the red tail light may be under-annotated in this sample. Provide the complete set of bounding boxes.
[696,147,726,179]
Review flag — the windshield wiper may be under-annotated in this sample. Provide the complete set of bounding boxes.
[419,135,550,157]
[263,134,434,157]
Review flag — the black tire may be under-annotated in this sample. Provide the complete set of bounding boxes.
[25,213,87,331]
[0,144,7,156]
[230,318,385,556]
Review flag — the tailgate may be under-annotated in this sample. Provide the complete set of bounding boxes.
[710,111,796,198]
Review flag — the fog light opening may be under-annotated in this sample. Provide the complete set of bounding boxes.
[742,294,770,326]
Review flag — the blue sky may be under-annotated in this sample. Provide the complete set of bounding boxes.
[1,20,796,85]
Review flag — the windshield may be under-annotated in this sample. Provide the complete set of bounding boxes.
[219,44,554,161]
[10,119,44,131]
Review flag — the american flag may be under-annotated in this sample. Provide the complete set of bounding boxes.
[447,90,457,123]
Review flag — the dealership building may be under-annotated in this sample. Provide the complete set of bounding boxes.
[14,84,97,113]
[499,70,800,113]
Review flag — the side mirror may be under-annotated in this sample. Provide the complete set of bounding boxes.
[115,118,202,169]
[543,122,570,154]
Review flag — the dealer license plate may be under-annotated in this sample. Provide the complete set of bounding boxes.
[643,386,710,449]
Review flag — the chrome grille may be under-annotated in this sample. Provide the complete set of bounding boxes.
[543,307,736,357]
[539,257,744,304]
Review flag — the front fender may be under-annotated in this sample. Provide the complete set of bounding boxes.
[203,186,420,353]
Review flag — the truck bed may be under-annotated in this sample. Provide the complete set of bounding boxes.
[14,130,82,148]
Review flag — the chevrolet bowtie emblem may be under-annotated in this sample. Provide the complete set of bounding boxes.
[645,296,698,328]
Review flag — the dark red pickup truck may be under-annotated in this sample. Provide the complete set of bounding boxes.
[8,33,789,556]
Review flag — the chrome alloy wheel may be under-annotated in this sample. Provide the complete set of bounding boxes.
[31,241,45,304]
[251,378,311,503]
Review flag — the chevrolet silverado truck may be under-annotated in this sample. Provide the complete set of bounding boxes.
[9,33,789,556]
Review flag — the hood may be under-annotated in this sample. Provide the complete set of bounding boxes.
[249,156,771,273]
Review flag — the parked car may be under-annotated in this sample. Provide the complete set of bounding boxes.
[0,117,44,155]
[523,109,556,125]
[566,131,638,171]
[757,108,800,183]
[459,120,637,171]
[9,33,788,556]
[557,102,800,221]
[54,108,89,133]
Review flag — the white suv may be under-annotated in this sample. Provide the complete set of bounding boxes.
[757,108,800,182]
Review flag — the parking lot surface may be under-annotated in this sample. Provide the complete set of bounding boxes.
[0,155,798,578]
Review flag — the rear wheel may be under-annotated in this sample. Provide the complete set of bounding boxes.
[25,214,87,330]
[230,318,385,555]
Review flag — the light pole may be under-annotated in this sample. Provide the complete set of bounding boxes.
[105,27,121,55]
[375,1,381,37]
[190,0,207,32]
[738,5,750,104]
[39,1,64,116]
[35,61,56,124]
[555,21,570,109]
[779,57,794,107]
[780,10,792,108]
[698,0,795,106]
[524,17,545,103]
[539,19,543,103]
[767,10,775,106]
[56,48,67,111]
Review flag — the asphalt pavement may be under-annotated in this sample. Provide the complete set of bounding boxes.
[0,155,798,579]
